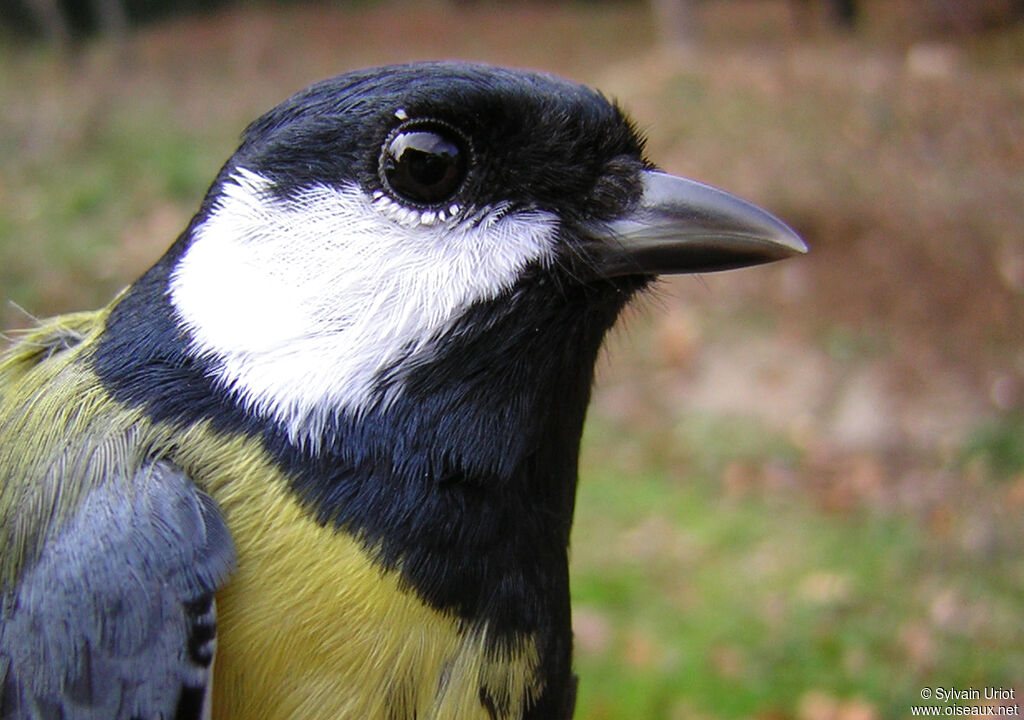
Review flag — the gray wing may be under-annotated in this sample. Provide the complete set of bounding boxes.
[0,462,236,720]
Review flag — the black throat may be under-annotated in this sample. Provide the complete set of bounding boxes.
[286,268,642,622]
[93,252,645,715]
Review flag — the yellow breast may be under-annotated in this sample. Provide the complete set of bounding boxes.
[1,317,544,720]
[170,426,544,720]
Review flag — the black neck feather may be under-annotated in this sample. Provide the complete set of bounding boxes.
[92,252,643,717]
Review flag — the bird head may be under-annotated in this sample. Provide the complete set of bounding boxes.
[137,62,804,456]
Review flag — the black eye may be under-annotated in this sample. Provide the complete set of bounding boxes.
[381,123,469,206]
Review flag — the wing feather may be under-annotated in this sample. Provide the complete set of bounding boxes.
[0,462,235,720]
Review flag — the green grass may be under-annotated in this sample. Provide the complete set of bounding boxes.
[960,414,1024,481]
[0,101,224,319]
[572,417,1023,720]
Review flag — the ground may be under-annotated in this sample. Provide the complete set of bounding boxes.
[0,1,1021,718]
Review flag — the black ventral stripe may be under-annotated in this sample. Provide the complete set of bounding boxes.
[92,254,642,642]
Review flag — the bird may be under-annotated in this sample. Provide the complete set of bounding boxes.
[0,61,805,720]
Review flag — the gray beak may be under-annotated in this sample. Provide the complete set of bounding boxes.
[593,170,807,276]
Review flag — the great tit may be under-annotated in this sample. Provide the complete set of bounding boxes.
[0,62,805,720]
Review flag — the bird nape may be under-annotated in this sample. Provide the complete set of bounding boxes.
[0,62,805,720]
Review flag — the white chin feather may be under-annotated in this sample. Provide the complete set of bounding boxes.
[169,169,558,449]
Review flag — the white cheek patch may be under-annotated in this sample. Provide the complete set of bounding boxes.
[169,169,558,448]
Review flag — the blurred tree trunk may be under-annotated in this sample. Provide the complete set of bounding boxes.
[22,0,71,46]
[654,0,860,49]
[791,0,858,31]
[20,0,129,45]
[95,0,128,39]
[651,0,695,50]
[829,0,857,28]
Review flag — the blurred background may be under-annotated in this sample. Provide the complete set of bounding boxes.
[1,0,1022,718]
